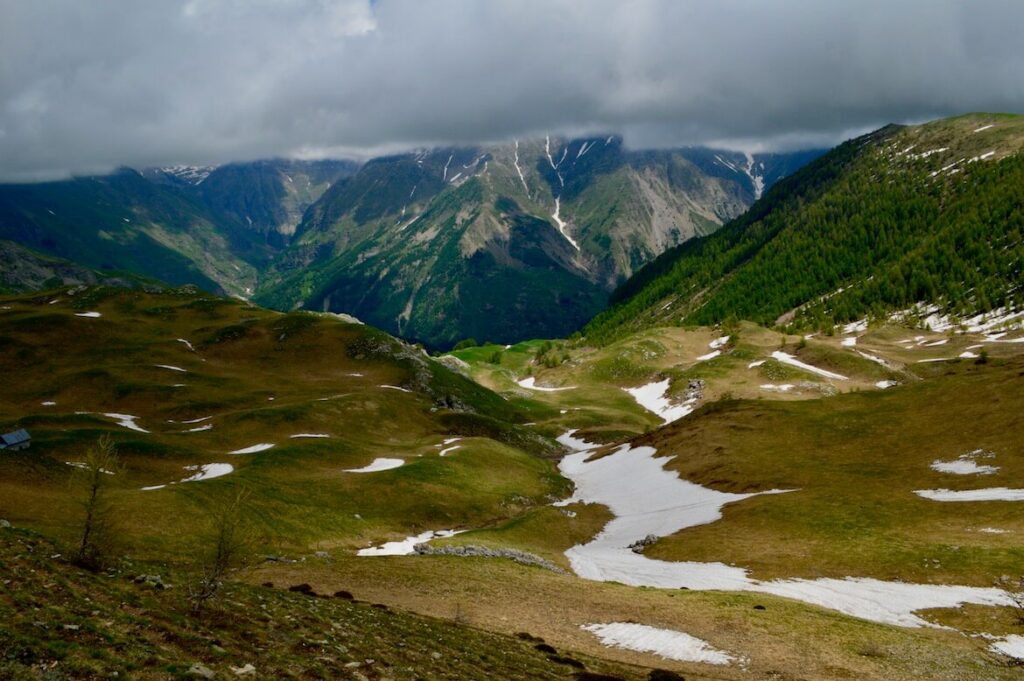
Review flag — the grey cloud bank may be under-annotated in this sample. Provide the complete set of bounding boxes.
[1,0,1023,181]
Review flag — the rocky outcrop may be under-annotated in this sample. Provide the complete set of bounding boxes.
[413,544,567,574]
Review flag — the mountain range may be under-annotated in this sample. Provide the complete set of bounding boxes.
[0,140,821,346]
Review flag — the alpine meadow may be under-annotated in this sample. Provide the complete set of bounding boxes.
[1,2,1023,680]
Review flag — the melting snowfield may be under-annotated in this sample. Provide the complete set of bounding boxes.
[228,443,275,455]
[915,488,1024,502]
[582,623,735,665]
[154,364,187,373]
[345,457,404,473]
[102,413,148,433]
[357,529,461,556]
[990,634,1024,661]
[930,450,999,475]
[74,311,102,318]
[141,463,233,491]
[709,335,730,349]
[771,351,848,380]
[557,436,1013,627]
[517,377,576,392]
[439,443,461,457]
[623,379,695,424]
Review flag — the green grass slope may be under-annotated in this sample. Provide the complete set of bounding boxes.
[0,286,559,559]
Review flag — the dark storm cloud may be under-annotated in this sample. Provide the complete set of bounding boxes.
[2,0,1023,181]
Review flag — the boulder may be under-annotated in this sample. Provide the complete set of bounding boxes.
[187,663,215,679]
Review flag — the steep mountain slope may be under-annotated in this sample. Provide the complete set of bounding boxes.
[0,239,155,293]
[256,138,822,347]
[585,114,1024,342]
[0,169,258,296]
[0,160,360,298]
[188,159,359,249]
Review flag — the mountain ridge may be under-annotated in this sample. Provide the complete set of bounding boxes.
[256,137,821,347]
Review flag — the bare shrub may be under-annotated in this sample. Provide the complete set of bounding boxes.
[187,488,254,616]
[72,434,122,569]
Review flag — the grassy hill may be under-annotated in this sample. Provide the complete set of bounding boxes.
[584,114,1024,343]
[0,286,560,559]
[3,287,1024,678]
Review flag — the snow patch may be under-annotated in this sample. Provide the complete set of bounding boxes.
[142,463,233,491]
[582,622,735,665]
[624,379,695,424]
[180,463,233,483]
[760,383,795,392]
[65,461,114,475]
[556,429,599,454]
[176,338,195,352]
[512,140,530,195]
[857,351,891,368]
[154,364,187,373]
[709,335,730,349]
[517,376,576,392]
[103,413,148,433]
[841,337,857,347]
[290,433,330,439]
[550,196,580,250]
[915,488,1024,502]
[771,351,847,380]
[559,437,1012,627]
[743,152,765,199]
[228,443,274,455]
[695,350,720,361]
[75,311,102,318]
[990,635,1024,661]
[931,450,999,475]
[874,380,898,389]
[842,319,868,334]
[345,457,404,473]
[357,529,461,556]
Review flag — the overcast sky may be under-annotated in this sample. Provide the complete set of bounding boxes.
[2,0,1023,181]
